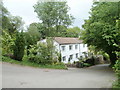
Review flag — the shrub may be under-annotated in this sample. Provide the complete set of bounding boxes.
[114,59,120,88]
[28,38,57,65]
[2,30,15,55]
[13,31,25,61]
[83,63,91,67]
[113,52,120,88]
[76,61,84,68]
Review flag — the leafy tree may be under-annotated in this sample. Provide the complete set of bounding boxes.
[9,16,24,33]
[0,1,10,30]
[25,23,41,55]
[13,31,25,61]
[82,2,120,66]
[66,27,81,37]
[0,2,24,35]
[34,1,74,38]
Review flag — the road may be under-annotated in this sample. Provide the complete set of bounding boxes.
[1,62,116,88]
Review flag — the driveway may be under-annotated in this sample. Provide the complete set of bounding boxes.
[2,62,116,88]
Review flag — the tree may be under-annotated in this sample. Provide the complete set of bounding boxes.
[34,1,74,38]
[9,16,24,33]
[82,2,120,66]
[26,23,41,44]
[66,27,81,37]
[24,23,41,55]
[13,31,25,61]
[0,2,24,35]
[0,1,10,30]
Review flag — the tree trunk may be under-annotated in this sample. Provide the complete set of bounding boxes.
[108,52,117,67]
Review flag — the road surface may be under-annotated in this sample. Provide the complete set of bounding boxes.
[1,62,116,88]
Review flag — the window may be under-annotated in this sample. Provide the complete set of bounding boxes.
[62,46,65,51]
[70,55,73,60]
[62,56,66,61]
[76,53,78,58]
[83,44,85,48]
[69,45,72,50]
[75,45,78,49]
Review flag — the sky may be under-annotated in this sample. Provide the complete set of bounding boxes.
[3,0,93,29]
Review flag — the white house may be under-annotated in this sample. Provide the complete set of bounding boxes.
[40,37,88,64]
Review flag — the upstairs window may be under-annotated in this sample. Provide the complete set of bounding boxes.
[62,46,65,51]
[83,44,85,48]
[75,45,78,49]
[69,45,72,50]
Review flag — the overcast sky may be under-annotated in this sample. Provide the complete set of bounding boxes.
[3,0,93,29]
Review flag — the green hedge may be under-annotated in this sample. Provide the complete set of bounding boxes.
[113,59,120,88]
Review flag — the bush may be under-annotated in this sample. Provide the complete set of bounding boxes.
[114,59,120,88]
[2,30,15,55]
[113,52,120,88]
[83,63,91,67]
[76,61,84,68]
[28,38,57,65]
[13,31,25,61]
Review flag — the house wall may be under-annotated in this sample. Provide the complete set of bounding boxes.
[60,44,79,63]
[39,39,88,64]
[58,43,88,63]
[79,44,88,56]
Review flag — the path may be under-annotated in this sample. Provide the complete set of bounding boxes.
[1,62,116,88]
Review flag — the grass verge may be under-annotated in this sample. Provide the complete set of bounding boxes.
[1,56,67,70]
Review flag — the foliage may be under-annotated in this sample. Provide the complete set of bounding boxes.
[28,38,57,65]
[2,30,15,55]
[0,2,10,30]
[113,51,120,88]
[1,1,25,58]
[58,52,62,62]
[9,16,24,33]
[76,57,93,68]
[2,56,67,69]
[66,27,81,37]
[34,1,74,38]
[83,63,91,67]
[114,59,120,77]
[1,2,24,34]
[13,31,25,61]
[24,23,41,55]
[82,2,120,66]
[27,23,41,41]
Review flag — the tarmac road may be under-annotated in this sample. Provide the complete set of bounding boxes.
[1,62,116,88]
